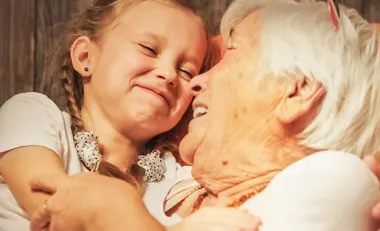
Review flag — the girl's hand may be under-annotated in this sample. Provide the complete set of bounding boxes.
[167,207,261,231]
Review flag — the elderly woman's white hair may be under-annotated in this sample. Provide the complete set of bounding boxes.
[221,0,380,157]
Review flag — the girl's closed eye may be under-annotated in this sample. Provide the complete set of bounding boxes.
[179,68,194,82]
[139,43,157,57]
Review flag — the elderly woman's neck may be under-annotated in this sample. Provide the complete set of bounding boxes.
[215,170,279,200]
[194,138,308,198]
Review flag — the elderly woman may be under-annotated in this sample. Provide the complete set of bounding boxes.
[30,0,380,231]
[167,0,380,230]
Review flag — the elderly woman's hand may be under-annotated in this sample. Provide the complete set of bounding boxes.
[364,156,380,231]
[29,172,164,231]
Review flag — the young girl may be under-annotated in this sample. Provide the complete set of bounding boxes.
[0,0,258,230]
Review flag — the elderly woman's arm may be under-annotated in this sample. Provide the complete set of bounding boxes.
[241,151,380,231]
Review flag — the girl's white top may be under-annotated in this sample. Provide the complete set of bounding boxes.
[0,92,189,230]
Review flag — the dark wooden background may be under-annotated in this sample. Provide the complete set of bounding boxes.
[1,0,379,105]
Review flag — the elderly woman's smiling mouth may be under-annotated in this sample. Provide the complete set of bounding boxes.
[193,103,208,119]
[179,96,211,164]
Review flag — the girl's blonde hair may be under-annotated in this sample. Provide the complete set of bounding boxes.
[46,0,217,189]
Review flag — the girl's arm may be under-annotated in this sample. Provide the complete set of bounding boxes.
[0,93,71,217]
[0,146,66,216]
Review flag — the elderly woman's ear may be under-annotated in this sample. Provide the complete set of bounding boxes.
[274,74,326,125]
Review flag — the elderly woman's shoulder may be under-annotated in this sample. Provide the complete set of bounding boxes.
[244,155,379,231]
[247,151,380,231]
[280,151,377,182]
[268,150,379,197]
[297,150,371,170]
[292,150,375,177]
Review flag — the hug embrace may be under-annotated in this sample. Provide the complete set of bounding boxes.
[1,0,380,231]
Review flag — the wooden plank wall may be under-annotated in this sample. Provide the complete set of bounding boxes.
[0,0,379,105]
[0,0,35,105]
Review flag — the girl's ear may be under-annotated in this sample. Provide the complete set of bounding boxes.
[70,36,99,76]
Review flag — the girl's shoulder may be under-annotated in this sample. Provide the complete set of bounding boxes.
[0,92,72,156]
[1,92,61,112]
[0,92,67,124]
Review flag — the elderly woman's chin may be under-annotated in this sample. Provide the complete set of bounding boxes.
[179,115,209,164]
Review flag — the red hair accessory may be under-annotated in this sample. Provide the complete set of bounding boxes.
[327,0,340,31]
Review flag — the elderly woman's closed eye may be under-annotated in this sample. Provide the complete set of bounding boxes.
[174,0,380,230]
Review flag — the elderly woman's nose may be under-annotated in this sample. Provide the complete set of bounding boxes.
[190,73,208,96]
